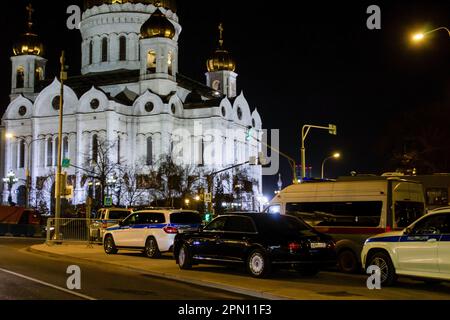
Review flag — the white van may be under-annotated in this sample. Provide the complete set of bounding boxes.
[265,177,426,273]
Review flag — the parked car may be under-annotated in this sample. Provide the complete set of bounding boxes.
[173,213,337,278]
[90,208,132,242]
[103,210,203,258]
[361,207,450,286]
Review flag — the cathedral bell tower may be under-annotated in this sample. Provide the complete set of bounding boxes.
[206,23,237,98]
[11,4,46,101]
[139,2,179,95]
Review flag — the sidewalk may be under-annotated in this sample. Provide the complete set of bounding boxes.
[29,243,370,300]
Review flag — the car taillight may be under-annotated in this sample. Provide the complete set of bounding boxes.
[102,223,108,229]
[288,242,301,252]
[386,226,392,232]
[164,226,178,234]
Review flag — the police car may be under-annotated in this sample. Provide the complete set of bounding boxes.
[362,208,450,286]
[103,209,203,258]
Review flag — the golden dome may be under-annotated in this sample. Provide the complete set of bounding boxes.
[13,4,43,56]
[207,23,236,72]
[84,0,176,12]
[140,8,176,39]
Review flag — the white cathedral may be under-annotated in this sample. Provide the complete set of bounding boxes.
[0,0,263,209]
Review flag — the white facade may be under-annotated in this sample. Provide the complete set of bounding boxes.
[1,3,263,208]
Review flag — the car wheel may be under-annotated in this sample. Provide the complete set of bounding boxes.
[337,250,359,274]
[144,237,161,259]
[369,252,397,287]
[178,244,193,270]
[104,235,118,255]
[247,249,271,278]
[296,266,320,277]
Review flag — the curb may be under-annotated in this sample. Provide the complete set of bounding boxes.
[28,245,292,300]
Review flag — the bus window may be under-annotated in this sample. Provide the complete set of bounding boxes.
[286,201,383,227]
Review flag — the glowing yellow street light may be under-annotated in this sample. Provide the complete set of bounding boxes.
[411,27,450,42]
[321,152,341,180]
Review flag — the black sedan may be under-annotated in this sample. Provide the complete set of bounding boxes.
[174,213,337,278]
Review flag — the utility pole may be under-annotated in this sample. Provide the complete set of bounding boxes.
[54,51,67,240]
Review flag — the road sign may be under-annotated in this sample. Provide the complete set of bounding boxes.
[104,197,113,207]
[204,193,212,203]
[62,158,71,168]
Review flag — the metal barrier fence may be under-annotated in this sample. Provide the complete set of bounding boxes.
[46,218,122,245]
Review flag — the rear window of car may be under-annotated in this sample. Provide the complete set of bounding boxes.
[170,212,202,225]
[108,210,131,220]
[256,215,316,236]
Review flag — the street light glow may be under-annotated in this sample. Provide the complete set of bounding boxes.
[412,33,425,41]
[333,153,341,159]
[5,133,14,139]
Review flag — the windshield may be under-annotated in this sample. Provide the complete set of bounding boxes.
[255,215,316,237]
[395,201,425,229]
[109,211,131,220]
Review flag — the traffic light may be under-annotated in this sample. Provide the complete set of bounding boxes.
[204,213,212,223]
[246,126,253,141]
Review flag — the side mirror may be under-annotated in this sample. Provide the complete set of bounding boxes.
[404,227,412,235]
[118,221,124,227]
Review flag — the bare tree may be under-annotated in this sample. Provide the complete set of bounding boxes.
[84,138,121,209]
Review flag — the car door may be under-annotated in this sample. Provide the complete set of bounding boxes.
[396,214,446,274]
[221,216,258,262]
[130,212,166,248]
[112,214,137,247]
[192,217,227,260]
[437,213,450,275]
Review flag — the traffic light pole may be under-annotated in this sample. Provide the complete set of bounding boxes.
[55,51,67,240]
[207,161,250,217]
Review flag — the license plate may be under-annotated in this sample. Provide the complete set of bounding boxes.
[310,242,327,249]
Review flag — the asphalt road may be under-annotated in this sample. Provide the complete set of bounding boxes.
[0,237,252,300]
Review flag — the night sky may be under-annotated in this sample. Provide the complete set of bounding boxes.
[1,0,449,197]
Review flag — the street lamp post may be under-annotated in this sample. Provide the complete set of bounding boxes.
[321,153,341,180]
[412,27,450,42]
[55,51,68,240]
[3,171,19,205]
[301,124,337,180]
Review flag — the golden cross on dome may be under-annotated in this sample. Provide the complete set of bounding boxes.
[25,3,34,28]
[218,23,224,47]
[154,0,162,7]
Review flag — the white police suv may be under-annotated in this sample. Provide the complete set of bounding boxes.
[103,209,203,258]
[362,208,450,286]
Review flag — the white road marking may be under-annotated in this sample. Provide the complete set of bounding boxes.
[0,267,97,300]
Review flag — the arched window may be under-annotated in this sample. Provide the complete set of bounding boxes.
[198,138,204,166]
[101,38,108,62]
[92,135,99,164]
[147,50,156,73]
[168,51,173,75]
[47,138,53,167]
[117,136,121,164]
[119,36,127,61]
[146,137,153,166]
[89,40,93,65]
[19,140,26,169]
[55,137,59,166]
[16,67,25,89]
[63,137,69,160]
[35,67,43,84]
